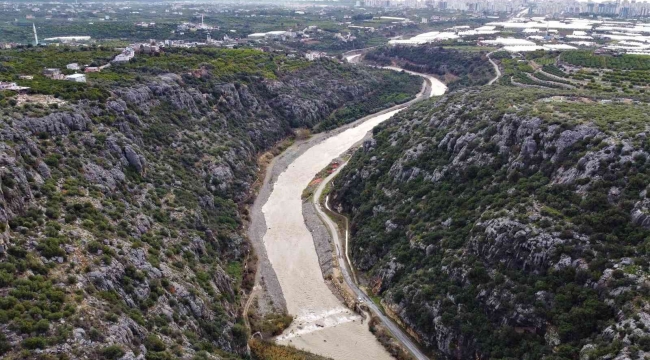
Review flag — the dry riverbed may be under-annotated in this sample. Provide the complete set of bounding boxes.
[247,67,446,359]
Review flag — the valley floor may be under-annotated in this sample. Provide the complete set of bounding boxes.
[248,67,446,359]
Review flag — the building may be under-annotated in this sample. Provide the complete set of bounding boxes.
[66,63,80,70]
[43,68,64,80]
[247,31,295,41]
[0,82,17,90]
[266,31,289,39]
[247,33,267,40]
[306,51,326,61]
[84,67,100,73]
[64,74,86,83]
[112,47,135,63]
[43,36,91,43]
[137,44,159,54]
[0,82,30,91]
[480,37,537,47]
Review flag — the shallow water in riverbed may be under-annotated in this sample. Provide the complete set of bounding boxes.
[261,73,446,359]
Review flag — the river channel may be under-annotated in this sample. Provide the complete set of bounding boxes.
[258,65,447,359]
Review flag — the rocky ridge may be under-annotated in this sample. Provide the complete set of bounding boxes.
[332,87,650,359]
[0,58,419,359]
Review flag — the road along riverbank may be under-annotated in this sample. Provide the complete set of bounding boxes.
[247,67,446,359]
[310,160,431,360]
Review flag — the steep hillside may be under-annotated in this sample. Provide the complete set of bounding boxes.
[332,87,650,359]
[0,47,421,359]
[364,45,494,89]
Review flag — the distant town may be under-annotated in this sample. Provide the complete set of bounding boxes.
[2,0,650,95]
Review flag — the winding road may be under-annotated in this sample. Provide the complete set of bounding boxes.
[314,166,430,360]
[487,51,502,86]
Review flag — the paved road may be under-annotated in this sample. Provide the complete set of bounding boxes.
[487,51,502,86]
[312,167,430,360]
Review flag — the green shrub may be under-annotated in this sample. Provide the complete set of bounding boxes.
[34,319,50,333]
[22,336,47,349]
[0,333,9,355]
[101,345,126,359]
[144,335,166,352]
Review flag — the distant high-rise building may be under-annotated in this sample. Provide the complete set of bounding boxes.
[32,23,38,45]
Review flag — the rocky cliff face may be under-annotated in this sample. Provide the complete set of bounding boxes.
[0,58,419,359]
[332,87,650,359]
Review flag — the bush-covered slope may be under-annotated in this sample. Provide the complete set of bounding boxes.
[0,47,420,359]
[332,87,650,359]
[364,45,494,89]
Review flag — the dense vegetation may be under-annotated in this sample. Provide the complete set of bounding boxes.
[249,340,332,360]
[315,69,421,132]
[602,70,650,88]
[562,50,650,70]
[333,86,650,359]
[542,64,569,78]
[0,46,420,358]
[512,72,561,88]
[491,50,650,96]
[524,50,557,66]
[364,45,495,89]
[0,46,313,104]
[0,46,118,102]
[533,71,573,85]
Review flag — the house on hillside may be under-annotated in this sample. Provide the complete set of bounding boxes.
[64,74,86,83]
[112,47,135,63]
[0,82,30,91]
[43,68,64,80]
[305,51,326,61]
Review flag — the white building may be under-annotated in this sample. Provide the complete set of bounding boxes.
[389,31,459,45]
[481,37,537,47]
[44,36,91,42]
[0,81,30,91]
[306,51,326,61]
[247,33,267,40]
[0,82,17,90]
[266,31,289,39]
[112,47,135,63]
[65,74,86,83]
[66,63,80,70]
[247,31,294,40]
